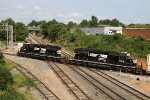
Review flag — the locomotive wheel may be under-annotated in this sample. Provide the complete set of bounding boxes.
[109,66,112,70]
[27,55,29,58]
[124,68,128,73]
[116,67,120,71]
[76,61,80,66]
[114,66,119,71]
[136,68,142,75]
[83,62,88,67]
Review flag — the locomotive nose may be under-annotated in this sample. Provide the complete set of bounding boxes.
[57,50,61,54]
[133,59,137,64]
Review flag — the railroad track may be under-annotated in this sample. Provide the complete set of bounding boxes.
[4,53,91,100]
[47,61,91,100]
[56,45,150,99]
[6,58,60,100]
[28,34,150,99]
[66,65,124,100]
[89,68,150,100]
[29,34,47,44]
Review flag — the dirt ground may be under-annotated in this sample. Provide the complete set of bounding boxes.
[130,80,150,95]
[104,70,150,96]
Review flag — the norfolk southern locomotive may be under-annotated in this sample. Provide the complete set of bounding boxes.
[18,44,62,61]
[69,48,140,73]
[18,44,141,74]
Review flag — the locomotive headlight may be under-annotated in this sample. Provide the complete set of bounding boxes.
[57,50,61,54]
[133,59,137,64]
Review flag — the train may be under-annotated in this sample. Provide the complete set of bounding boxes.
[18,43,149,74]
[18,44,63,61]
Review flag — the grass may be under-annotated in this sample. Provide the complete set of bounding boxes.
[13,73,26,87]
[4,59,37,99]
[13,71,37,90]
[0,41,7,48]
[12,72,37,99]
[23,77,37,91]
[5,59,14,70]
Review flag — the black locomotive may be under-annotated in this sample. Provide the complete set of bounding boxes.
[70,48,140,73]
[18,44,62,61]
[18,44,141,74]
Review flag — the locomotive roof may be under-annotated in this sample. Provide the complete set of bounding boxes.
[75,48,115,54]
[75,48,128,56]
[46,45,61,50]
[23,44,61,50]
[74,48,89,53]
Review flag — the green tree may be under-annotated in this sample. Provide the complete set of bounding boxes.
[128,24,136,28]
[90,16,98,27]
[79,20,89,27]
[99,19,111,25]
[67,21,77,30]
[38,20,47,26]
[41,22,49,37]
[4,18,15,26]
[28,20,38,26]
[111,18,120,26]
[42,19,66,41]
[15,22,28,41]
[0,30,6,40]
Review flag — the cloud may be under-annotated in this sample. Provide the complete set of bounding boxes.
[34,5,42,11]
[70,12,83,17]
[57,13,66,18]
[97,15,116,20]
[15,5,26,10]
[36,12,42,15]
[21,11,32,16]
[57,12,84,18]
[65,18,80,23]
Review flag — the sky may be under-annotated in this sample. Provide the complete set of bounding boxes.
[0,0,150,24]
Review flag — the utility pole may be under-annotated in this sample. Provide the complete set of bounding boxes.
[0,23,13,49]
[10,25,13,49]
[5,23,9,48]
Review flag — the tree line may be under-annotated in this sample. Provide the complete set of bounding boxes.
[27,16,150,58]
[1,16,150,42]
[0,17,150,58]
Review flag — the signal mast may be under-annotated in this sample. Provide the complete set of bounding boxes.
[0,23,13,49]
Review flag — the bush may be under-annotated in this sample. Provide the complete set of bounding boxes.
[0,52,5,64]
[0,86,25,100]
[56,32,150,58]
[0,65,13,90]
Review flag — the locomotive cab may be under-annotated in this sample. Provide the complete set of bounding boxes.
[18,44,30,56]
[74,48,89,60]
[125,58,137,66]
[46,45,62,61]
